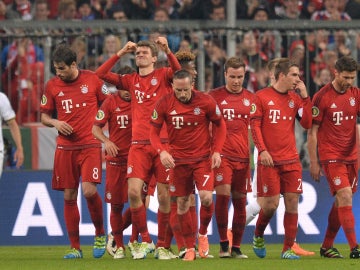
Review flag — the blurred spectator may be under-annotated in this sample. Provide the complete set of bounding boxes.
[108,3,128,21]
[311,0,351,20]
[76,0,103,20]
[152,7,181,52]
[48,0,60,19]
[240,0,273,19]
[313,67,332,93]
[205,1,226,20]
[91,0,113,19]
[251,5,281,60]
[178,38,192,52]
[97,34,134,71]
[8,0,32,20]
[328,30,352,58]
[0,0,19,20]
[69,36,90,69]
[238,30,268,71]
[122,0,154,19]
[1,37,44,123]
[339,0,360,19]
[204,38,227,88]
[246,59,269,93]
[57,0,77,20]
[300,0,323,19]
[204,67,213,93]
[158,0,180,19]
[178,0,204,19]
[289,40,305,80]
[32,0,50,21]
[276,0,306,19]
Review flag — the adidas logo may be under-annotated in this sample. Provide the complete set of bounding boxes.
[58,91,64,96]
[330,103,337,108]
[135,83,140,88]
[115,108,121,111]
[221,100,228,105]
[268,100,274,105]
[170,110,177,115]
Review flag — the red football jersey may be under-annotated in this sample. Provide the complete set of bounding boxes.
[96,53,181,142]
[40,70,108,148]
[150,91,224,162]
[312,83,360,163]
[209,86,255,161]
[250,87,312,164]
[93,93,132,159]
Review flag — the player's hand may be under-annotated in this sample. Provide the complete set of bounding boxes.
[211,152,221,168]
[55,120,73,136]
[117,41,136,56]
[13,147,24,168]
[295,80,308,99]
[104,140,119,157]
[155,37,170,54]
[259,150,274,167]
[309,160,322,182]
[160,150,175,169]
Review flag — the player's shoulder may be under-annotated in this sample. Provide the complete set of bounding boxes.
[208,86,226,96]
[0,92,8,101]
[312,83,332,103]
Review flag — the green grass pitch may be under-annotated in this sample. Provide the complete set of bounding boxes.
[1,244,360,270]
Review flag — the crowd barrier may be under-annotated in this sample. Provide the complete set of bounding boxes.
[0,170,359,246]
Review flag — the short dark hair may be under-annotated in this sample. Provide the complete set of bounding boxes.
[52,44,77,65]
[137,40,158,57]
[173,69,192,81]
[224,57,245,72]
[274,58,298,80]
[335,56,358,73]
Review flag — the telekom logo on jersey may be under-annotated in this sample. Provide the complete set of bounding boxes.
[332,111,343,126]
[61,99,87,113]
[116,115,129,128]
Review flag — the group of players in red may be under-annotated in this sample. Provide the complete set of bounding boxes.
[39,37,360,261]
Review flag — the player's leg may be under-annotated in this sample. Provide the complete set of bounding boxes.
[252,164,280,259]
[230,164,249,259]
[196,161,215,259]
[54,149,82,259]
[214,161,231,258]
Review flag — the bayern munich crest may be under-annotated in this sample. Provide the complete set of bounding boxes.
[80,84,88,94]
[216,173,223,182]
[106,192,112,200]
[350,97,356,106]
[194,107,201,115]
[151,78,158,86]
[333,176,341,186]
[288,99,295,109]
[243,98,250,106]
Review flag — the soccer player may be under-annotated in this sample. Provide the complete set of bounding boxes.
[150,69,227,261]
[0,92,24,178]
[250,58,312,259]
[92,79,132,259]
[40,44,108,259]
[307,56,360,259]
[95,37,181,259]
[209,57,254,259]
[245,57,315,256]
[170,50,198,257]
